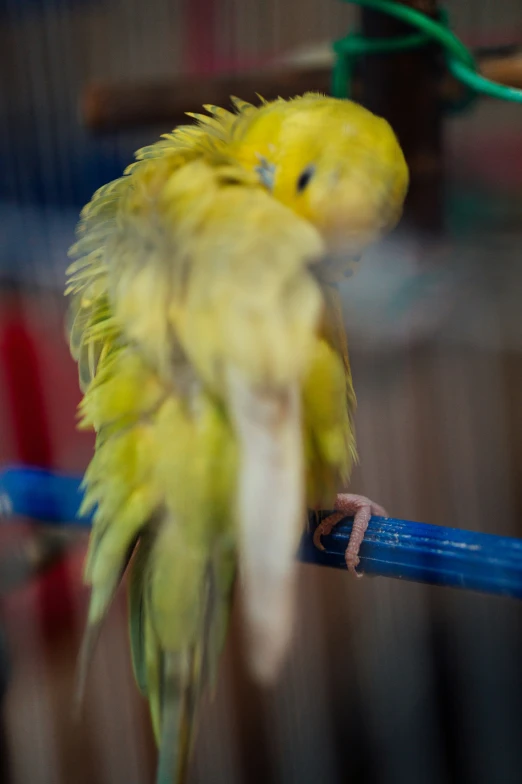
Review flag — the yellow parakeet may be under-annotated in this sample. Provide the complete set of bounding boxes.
[66,93,408,783]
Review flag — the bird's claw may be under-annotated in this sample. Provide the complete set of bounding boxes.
[344,550,363,577]
[313,493,387,578]
[312,511,344,552]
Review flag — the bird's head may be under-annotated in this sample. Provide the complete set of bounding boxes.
[235,94,409,266]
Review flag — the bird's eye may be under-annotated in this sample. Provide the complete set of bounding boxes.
[296,165,315,193]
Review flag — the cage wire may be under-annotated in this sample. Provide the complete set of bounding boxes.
[1,1,522,783]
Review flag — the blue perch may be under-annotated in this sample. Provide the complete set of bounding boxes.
[1,466,522,600]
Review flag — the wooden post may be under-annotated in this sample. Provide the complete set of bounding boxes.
[80,52,522,133]
[358,0,444,236]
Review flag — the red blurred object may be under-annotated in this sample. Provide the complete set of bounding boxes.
[0,292,88,636]
[0,312,53,468]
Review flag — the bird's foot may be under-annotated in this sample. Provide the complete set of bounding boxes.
[313,494,387,577]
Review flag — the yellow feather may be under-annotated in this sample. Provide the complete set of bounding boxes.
[66,93,408,784]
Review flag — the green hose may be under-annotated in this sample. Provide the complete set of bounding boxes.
[333,0,522,105]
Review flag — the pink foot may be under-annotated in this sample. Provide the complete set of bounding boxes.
[313,494,387,577]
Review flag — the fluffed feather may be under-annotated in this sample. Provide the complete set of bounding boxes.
[66,93,407,783]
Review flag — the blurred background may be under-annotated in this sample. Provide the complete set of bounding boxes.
[1,0,522,782]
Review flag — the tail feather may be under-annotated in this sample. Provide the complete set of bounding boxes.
[74,535,139,711]
[156,652,192,784]
[129,533,235,784]
[128,536,153,695]
[74,617,104,714]
[201,550,236,693]
[154,597,222,784]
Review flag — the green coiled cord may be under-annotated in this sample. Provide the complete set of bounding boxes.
[333,0,522,106]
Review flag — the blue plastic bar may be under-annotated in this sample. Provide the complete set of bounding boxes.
[301,514,522,599]
[2,466,522,599]
[0,466,88,526]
